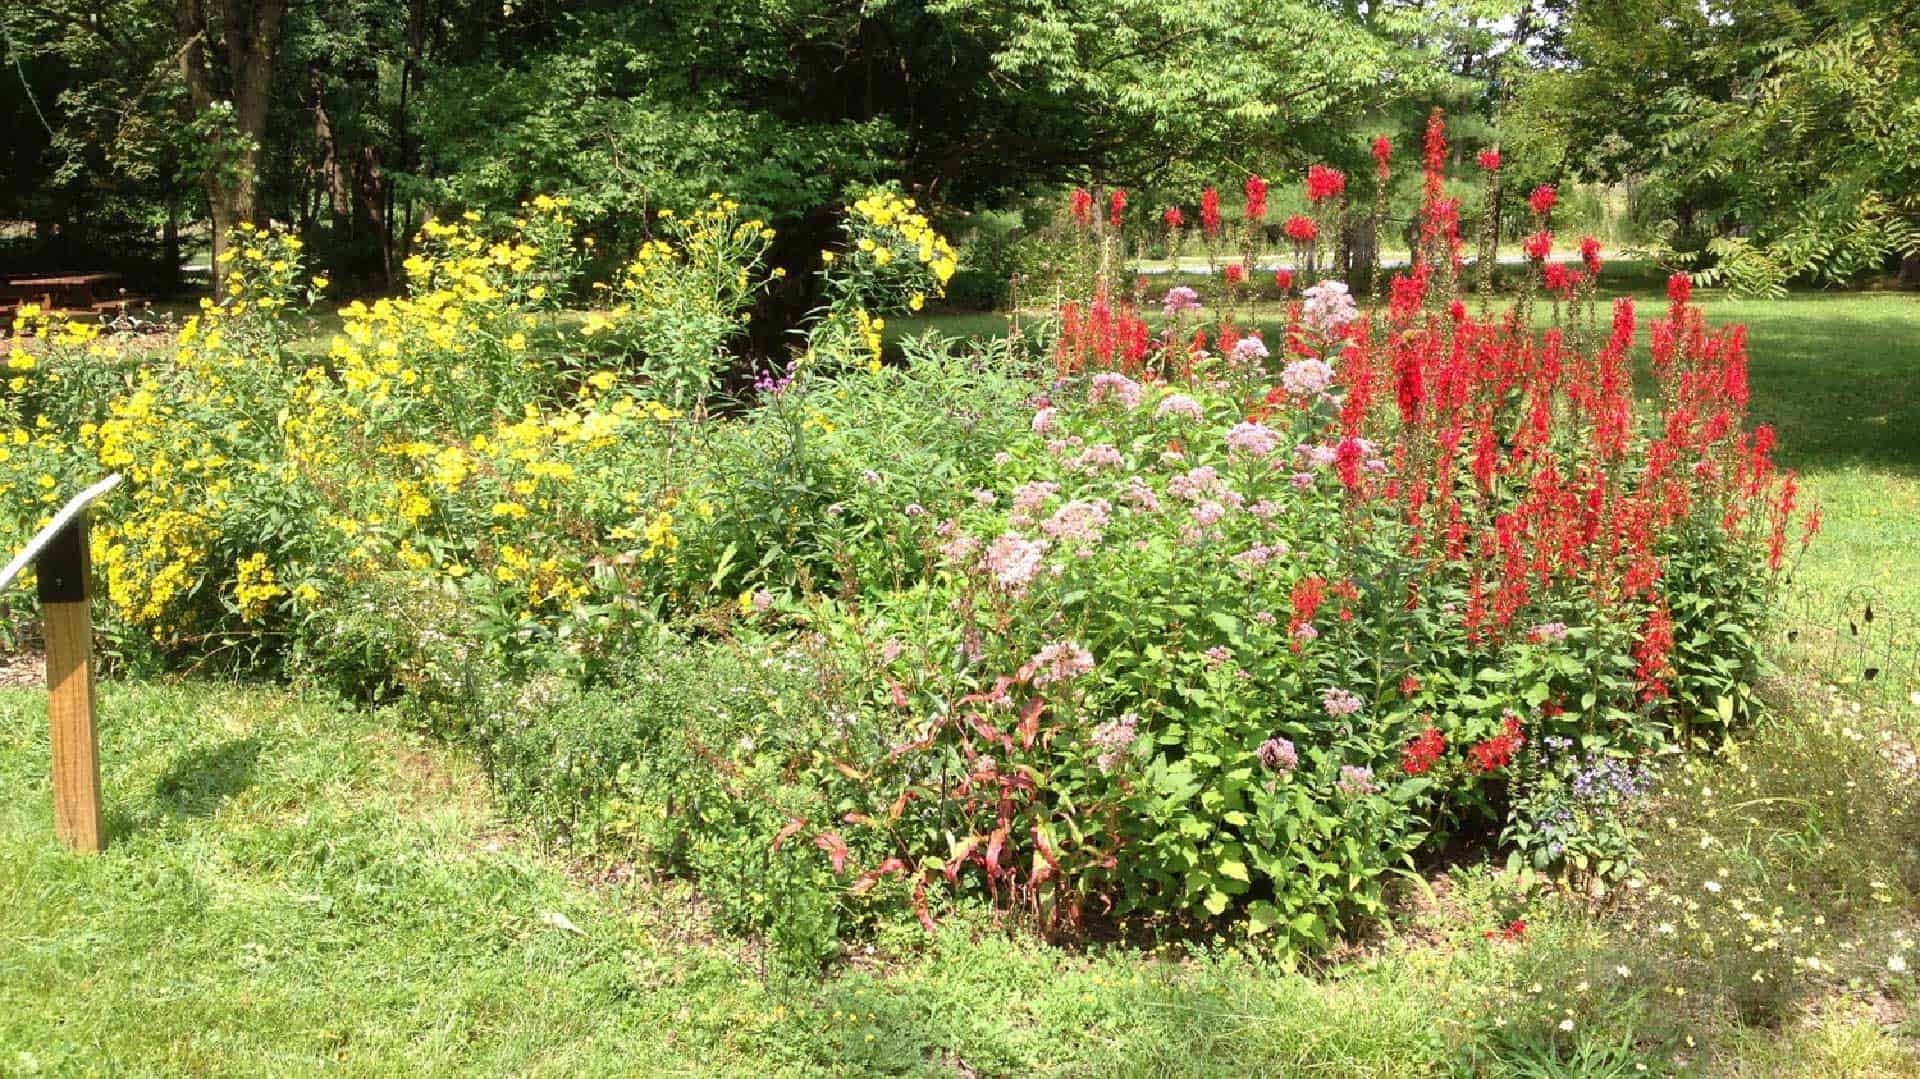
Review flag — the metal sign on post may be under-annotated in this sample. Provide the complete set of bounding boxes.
[0,473,121,853]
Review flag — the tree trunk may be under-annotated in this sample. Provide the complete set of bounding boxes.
[311,66,353,228]
[163,194,181,293]
[175,0,287,297]
[1348,217,1377,292]
[1901,250,1920,289]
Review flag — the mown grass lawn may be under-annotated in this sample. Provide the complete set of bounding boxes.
[5,680,1914,1077]
[3,288,1918,1076]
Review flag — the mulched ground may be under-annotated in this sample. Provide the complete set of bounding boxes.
[0,652,45,688]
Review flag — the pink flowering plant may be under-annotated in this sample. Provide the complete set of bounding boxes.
[794,362,1429,944]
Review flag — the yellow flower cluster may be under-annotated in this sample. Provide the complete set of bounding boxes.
[847,191,958,289]
[233,552,287,621]
[214,222,317,316]
[854,309,885,372]
[4,188,939,652]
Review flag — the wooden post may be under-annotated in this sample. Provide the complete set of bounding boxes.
[36,513,103,852]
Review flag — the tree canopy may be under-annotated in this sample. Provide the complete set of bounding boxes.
[2,0,1915,291]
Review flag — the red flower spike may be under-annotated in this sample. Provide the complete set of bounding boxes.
[1069,188,1093,227]
[1200,188,1222,238]
[1244,175,1268,222]
[1306,165,1346,203]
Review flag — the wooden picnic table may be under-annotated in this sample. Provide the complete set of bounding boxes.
[4,272,125,315]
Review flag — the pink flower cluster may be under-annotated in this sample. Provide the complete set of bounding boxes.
[1031,639,1095,686]
[985,532,1049,592]
[1322,687,1364,717]
[1258,737,1299,775]
[1301,280,1358,335]
[1040,499,1112,545]
[1281,358,1336,397]
[1167,464,1226,501]
[1090,713,1139,773]
[1089,372,1143,410]
[1336,764,1379,797]
[1161,286,1202,317]
[1225,421,1282,460]
[1154,393,1205,421]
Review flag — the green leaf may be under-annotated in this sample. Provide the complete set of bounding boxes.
[1246,900,1281,934]
[1219,858,1250,883]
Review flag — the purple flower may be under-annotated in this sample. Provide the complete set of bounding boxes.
[1258,737,1299,775]
[1296,442,1338,469]
[1191,500,1225,527]
[1032,407,1056,434]
[1336,764,1378,797]
[1089,372,1143,410]
[1322,687,1363,718]
[1161,286,1202,317]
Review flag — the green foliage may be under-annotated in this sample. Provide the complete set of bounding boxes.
[1514,0,1920,291]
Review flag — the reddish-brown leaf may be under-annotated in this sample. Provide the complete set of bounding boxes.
[945,834,984,882]
[1018,696,1045,749]
[985,825,1009,882]
[815,831,850,875]
[772,817,807,851]
[851,857,907,895]
[912,875,936,932]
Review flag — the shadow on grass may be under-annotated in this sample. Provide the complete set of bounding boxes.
[150,735,260,818]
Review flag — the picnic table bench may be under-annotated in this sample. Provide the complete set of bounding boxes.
[1,272,131,321]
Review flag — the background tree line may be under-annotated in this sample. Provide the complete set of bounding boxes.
[1,0,1914,298]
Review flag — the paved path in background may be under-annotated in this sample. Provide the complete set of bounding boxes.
[1132,250,1609,275]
